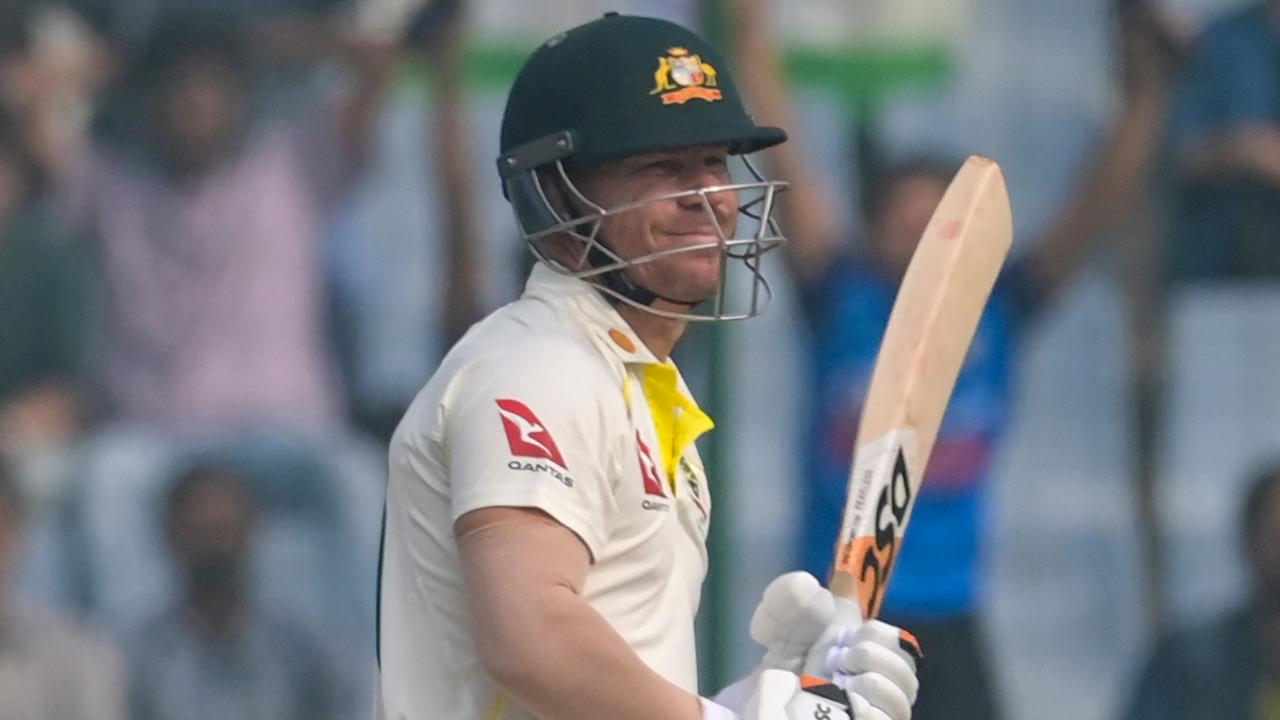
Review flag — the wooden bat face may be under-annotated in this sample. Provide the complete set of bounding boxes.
[829,156,1013,620]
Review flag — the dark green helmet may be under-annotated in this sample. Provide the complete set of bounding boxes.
[495,12,790,322]
[498,12,785,177]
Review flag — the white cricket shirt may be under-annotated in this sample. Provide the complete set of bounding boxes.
[374,263,716,720]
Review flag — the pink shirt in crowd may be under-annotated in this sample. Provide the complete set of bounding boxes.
[67,127,343,430]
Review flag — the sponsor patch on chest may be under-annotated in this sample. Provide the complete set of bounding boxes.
[636,432,671,511]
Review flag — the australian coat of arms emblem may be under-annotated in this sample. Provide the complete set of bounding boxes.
[650,47,722,105]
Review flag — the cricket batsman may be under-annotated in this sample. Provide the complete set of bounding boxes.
[373,12,921,719]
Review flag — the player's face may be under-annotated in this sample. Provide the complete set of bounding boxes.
[169,474,253,595]
[578,144,738,305]
[870,174,949,279]
[155,57,244,174]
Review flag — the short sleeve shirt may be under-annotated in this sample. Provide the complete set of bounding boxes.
[374,264,715,720]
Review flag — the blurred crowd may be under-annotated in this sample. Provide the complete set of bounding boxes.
[0,1,476,718]
[0,0,1278,719]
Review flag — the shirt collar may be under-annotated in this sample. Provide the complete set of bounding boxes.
[521,264,715,484]
[522,262,661,367]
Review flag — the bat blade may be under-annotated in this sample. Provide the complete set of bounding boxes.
[828,155,1013,619]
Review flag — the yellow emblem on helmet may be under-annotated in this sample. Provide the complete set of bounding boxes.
[650,47,722,105]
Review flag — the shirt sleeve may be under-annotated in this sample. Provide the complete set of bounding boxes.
[441,339,622,560]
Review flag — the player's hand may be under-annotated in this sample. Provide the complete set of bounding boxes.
[749,572,920,720]
[746,670,854,720]
[703,669,896,720]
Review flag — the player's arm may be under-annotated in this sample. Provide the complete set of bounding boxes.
[442,343,705,719]
[726,0,844,288]
[421,1,484,343]
[1178,124,1280,187]
[1181,121,1280,182]
[460,515,913,720]
[455,506,705,720]
[1024,4,1179,303]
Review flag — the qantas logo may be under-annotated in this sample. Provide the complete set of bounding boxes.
[635,433,667,498]
[496,399,568,469]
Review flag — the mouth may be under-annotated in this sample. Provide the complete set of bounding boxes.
[664,230,722,247]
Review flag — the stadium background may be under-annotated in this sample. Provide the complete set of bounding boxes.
[1,1,1276,719]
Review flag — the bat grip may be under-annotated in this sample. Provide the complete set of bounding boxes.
[828,569,862,607]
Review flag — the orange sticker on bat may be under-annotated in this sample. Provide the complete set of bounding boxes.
[835,442,915,620]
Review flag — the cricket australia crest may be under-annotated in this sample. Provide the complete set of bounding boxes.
[650,47,721,105]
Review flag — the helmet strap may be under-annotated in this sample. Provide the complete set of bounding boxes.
[585,239,700,310]
[547,168,702,311]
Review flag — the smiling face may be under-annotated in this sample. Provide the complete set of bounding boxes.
[572,144,739,305]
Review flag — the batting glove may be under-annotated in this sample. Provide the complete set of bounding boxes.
[747,572,922,720]
[703,669,897,720]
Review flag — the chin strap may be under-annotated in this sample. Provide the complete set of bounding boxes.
[585,240,701,309]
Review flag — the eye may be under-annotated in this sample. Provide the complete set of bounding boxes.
[643,159,682,174]
[704,154,731,181]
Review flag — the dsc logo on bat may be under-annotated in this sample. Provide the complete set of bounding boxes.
[840,445,913,619]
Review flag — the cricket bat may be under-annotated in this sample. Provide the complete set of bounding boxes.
[828,155,1013,620]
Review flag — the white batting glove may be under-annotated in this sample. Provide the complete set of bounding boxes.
[747,572,921,720]
[703,669,888,720]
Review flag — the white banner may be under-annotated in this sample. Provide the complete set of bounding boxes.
[771,0,971,48]
[471,0,700,39]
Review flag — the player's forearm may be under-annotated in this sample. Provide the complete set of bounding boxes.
[333,36,400,170]
[1032,88,1168,296]
[1180,124,1280,187]
[457,513,703,720]
[480,583,702,719]
[432,22,483,343]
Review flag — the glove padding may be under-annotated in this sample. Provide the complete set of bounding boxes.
[745,670,853,720]
[746,669,910,720]
[748,572,922,720]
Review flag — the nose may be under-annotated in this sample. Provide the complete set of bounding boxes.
[700,185,739,229]
[677,172,738,223]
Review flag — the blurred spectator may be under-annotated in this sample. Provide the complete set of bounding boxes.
[0,5,390,679]
[1168,0,1280,280]
[62,0,347,51]
[0,458,125,720]
[1123,462,1280,719]
[9,10,398,430]
[732,1,1177,717]
[126,463,346,720]
[408,0,482,348]
[0,101,88,459]
[329,0,484,443]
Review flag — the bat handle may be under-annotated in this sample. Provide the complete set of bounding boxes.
[828,568,874,620]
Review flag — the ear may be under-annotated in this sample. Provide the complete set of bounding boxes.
[535,233,591,271]
[538,168,579,219]
[533,169,604,271]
